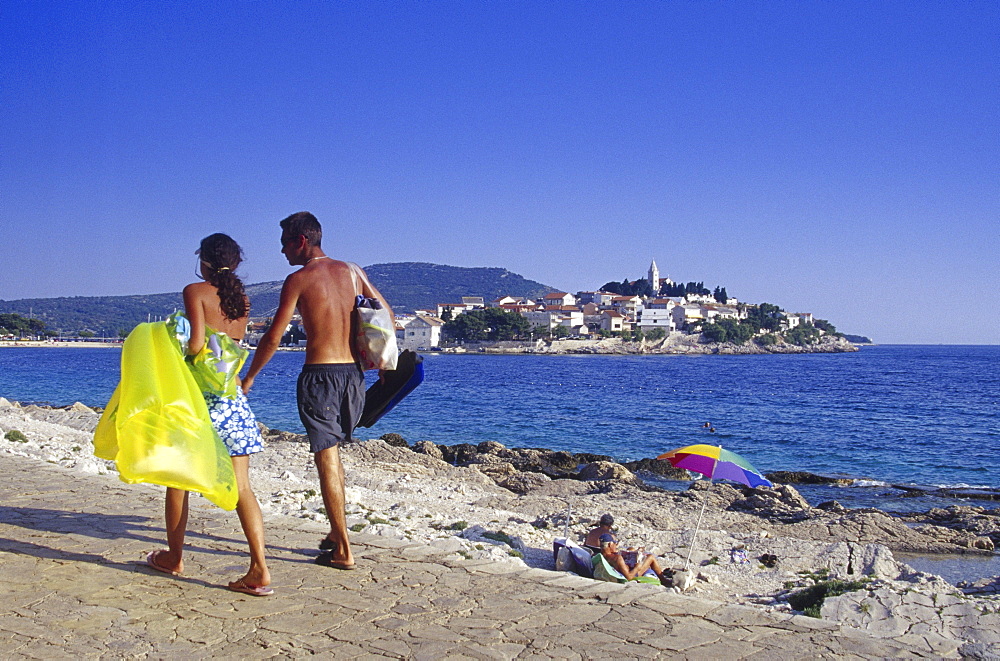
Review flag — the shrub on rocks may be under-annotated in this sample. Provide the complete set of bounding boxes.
[262,427,308,444]
[503,448,546,472]
[970,536,995,551]
[587,480,645,496]
[5,430,28,443]
[787,578,870,618]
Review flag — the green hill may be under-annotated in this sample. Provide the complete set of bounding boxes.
[361,262,553,314]
[0,263,556,334]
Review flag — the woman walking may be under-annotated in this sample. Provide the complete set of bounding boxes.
[144,233,272,596]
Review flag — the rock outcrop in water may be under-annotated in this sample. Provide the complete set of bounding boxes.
[895,506,1000,551]
[764,470,854,485]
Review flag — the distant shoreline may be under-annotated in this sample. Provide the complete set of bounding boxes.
[0,340,859,355]
[0,341,122,349]
[434,333,861,356]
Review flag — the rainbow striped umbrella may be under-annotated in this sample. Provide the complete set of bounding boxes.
[657,444,772,568]
[657,444,772,488]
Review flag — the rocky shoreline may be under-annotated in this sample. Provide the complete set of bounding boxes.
[460,333,858,355]
[1,397,998,652]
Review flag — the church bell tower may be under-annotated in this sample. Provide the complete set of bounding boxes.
[648,259,660,292]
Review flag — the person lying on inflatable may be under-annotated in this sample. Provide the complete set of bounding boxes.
[594,533,673,586]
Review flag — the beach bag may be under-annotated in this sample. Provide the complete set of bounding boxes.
[552,537,595,578]
[349,263,398,371]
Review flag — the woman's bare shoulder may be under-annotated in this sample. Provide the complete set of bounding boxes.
[183,281,216,301]
[183,280,214,293]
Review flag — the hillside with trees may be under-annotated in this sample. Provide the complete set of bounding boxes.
[0,263,555,335]
[0,313,50,338]
[443,308,532,342]
[364,262,554,313]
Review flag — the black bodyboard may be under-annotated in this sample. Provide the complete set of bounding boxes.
[358,349,424,428]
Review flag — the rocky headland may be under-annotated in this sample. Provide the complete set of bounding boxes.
[466,333,858,355]
[1,397,998,653]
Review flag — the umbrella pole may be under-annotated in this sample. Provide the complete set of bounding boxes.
[684,479,712,569]
[684,449,719,570]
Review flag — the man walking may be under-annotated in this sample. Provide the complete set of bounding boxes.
[242,211,393,569]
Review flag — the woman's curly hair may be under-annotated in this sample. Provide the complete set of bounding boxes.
[198,233,248,321]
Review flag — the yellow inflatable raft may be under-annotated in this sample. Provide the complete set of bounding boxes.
[94,320,238,510]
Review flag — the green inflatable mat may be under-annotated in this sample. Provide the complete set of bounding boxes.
[591,553,660,584]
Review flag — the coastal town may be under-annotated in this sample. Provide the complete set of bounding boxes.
[2,259,851,354]
[255,260,840,354]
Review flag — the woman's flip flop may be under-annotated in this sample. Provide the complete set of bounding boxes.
[145,550,181,576]
[228,578,274,597]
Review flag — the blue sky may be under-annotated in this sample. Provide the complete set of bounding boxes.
[2,1,997,344]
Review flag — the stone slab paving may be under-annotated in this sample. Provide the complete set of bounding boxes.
[0,453,959,659]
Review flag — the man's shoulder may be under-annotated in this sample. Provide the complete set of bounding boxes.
[284,258,353,288]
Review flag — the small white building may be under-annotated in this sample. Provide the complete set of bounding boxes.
[637,308,676,331]
[523,308,584,332]
[781,312,813,329]
[590,291,617,307]
[401,316,445,351]
[461,297,486,309]
[437,303,468,319]
[601,310,625,332]
[611,295,642,318]
[491,296,518,307]
[554,309,584,330]
[644,298,678,311]
[672,304,705,329]
[702,305,741,321]
[394,315,416,344]
[543,292,577,307]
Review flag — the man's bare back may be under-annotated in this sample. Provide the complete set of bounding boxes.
[285,259,357,365]
[242,223,391,388]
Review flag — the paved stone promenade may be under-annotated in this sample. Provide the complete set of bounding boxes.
[0,453,958,659]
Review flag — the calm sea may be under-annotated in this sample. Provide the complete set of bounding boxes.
[2,344,998,510]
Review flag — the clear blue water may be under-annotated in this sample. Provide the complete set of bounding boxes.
[2,345,998,510]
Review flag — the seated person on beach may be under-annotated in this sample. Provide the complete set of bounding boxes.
[599,533,670,584]
[584,513,616,552]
